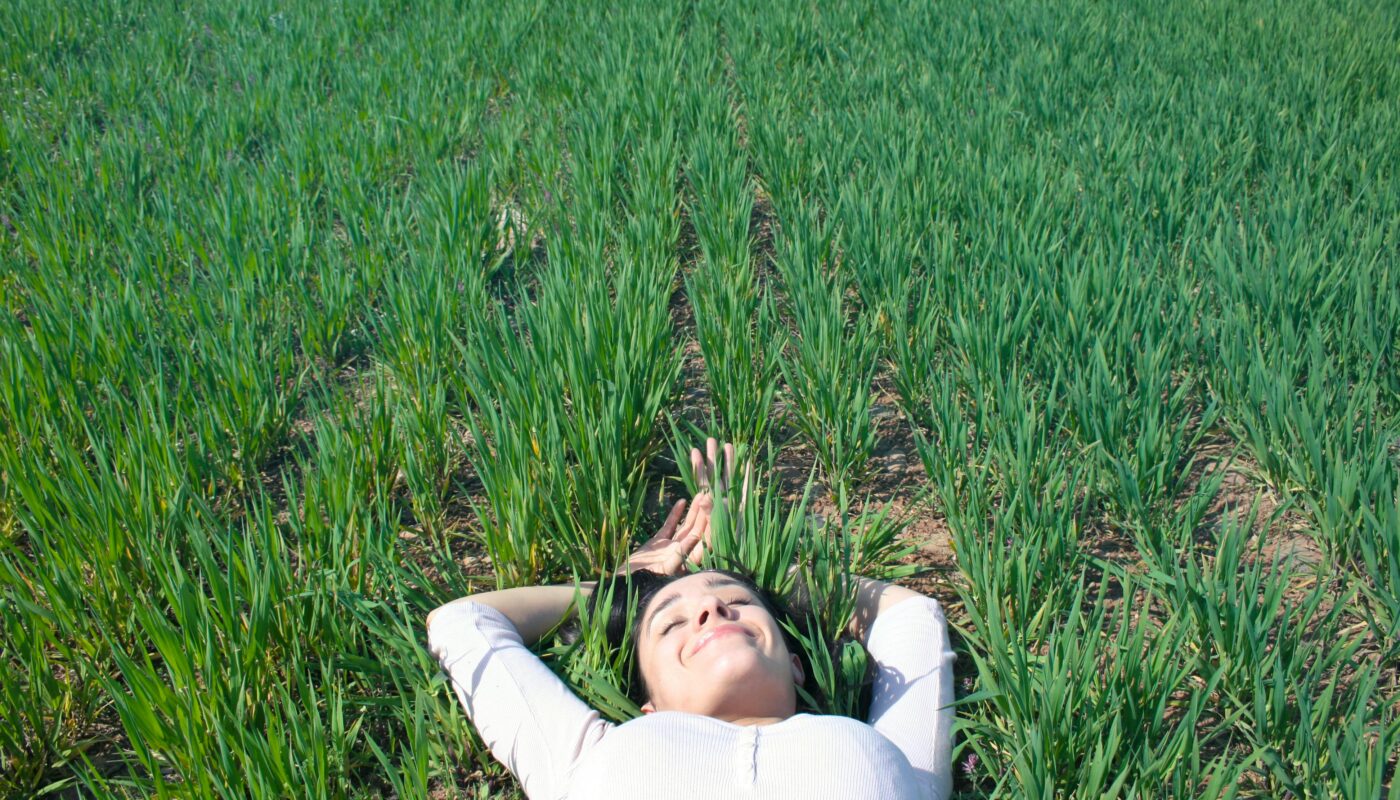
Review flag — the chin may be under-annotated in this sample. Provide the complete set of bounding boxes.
[696,648,786,685]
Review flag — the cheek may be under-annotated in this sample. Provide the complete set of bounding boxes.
[637,640,684,704]
[636,638,672,682]
[746,611,782,645]
[636,640,656,682]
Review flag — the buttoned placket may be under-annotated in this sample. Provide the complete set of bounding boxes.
[735,724,758,786]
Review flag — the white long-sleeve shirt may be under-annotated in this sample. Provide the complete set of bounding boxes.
[427,594,956,800]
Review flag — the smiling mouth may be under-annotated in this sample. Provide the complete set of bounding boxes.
[690,625,751,657]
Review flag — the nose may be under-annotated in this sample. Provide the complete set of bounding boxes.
[694,595,739,628]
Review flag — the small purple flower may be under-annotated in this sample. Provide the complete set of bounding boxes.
[961,753,979,776]
[961,677,975,693]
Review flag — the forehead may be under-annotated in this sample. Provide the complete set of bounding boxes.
[644,573,756,619]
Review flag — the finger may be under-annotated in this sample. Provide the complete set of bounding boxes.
[685,537,705,565]
[675,496,702,538]
[684,516,710,564]
[691,446,706,490]
[675,511,704,552]
[706,438,719,488]
[690,493,713,525]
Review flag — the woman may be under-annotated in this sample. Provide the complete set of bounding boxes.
[427,440,956,800]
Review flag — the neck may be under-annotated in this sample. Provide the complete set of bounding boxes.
[709,688,798,726]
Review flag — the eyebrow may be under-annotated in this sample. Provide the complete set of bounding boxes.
[644,576,749,637]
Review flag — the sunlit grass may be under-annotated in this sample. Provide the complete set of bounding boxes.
[1,0,1396,796]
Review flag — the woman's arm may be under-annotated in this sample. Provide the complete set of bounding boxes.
[426,584,592,645]
[847,576,923,644]
[860,585,957,800]
[427,598,610,800]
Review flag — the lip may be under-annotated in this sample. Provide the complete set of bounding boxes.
[689,624,752,658]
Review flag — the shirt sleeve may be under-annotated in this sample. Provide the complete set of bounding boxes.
[864,595,957,800]
[427,600,612,800]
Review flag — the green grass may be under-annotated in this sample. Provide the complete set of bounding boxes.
[2,0,1398,797]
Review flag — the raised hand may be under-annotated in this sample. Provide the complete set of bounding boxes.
[689,437,751,517]
[622,499,709,576]
[623,439,754,575]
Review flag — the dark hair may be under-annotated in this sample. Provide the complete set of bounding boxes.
[560,568,822,711]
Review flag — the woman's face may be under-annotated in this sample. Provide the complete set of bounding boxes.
[635,571,804,719]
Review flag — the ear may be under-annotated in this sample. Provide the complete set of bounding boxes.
[790,654,805,687]
[641,700,655,714]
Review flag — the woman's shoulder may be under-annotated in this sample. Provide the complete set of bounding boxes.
[779,712,894,743]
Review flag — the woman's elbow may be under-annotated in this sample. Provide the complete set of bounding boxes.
[426,597,483,633]
[425,605,447,631]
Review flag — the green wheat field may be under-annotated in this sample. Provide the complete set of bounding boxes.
[2,0,1397,796]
